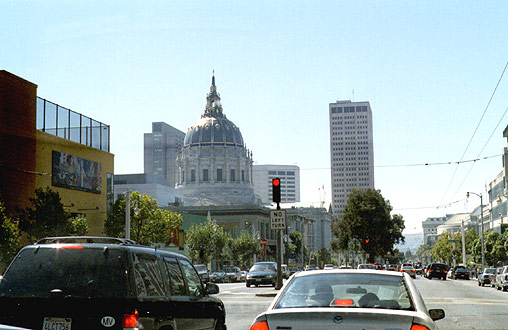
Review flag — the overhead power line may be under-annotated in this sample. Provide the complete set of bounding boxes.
[451,105,508,198]
[440,58,508,203]
[299,153,501,171]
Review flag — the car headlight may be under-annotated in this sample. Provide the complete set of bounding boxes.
[267,274,274,278]
[246,275,252,279]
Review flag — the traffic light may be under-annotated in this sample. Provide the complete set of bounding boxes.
[272,178,281,203]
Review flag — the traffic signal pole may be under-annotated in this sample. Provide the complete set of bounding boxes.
[272,178,283,290]
[276,201,283,290]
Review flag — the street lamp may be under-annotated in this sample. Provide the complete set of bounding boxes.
[467,192,485,272]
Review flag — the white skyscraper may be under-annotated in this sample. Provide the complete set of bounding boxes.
[252,164,300,204]
[329,100,375,215]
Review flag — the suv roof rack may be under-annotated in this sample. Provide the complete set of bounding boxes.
[35,236,139,245]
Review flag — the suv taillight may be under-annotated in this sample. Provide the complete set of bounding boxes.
[123,309,139,330]
[411,324,431,330]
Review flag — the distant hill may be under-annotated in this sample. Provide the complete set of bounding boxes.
[396,233,423,253]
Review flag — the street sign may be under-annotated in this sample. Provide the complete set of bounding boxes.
[270,210,286,230]
[448,239,460,243]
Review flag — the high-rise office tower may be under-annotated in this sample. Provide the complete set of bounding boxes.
[144,122,185,188]
[252,164,300,204]
[329,100,375,215]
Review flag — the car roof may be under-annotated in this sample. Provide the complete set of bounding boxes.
[23,236,189,260]
[292,269,404,278]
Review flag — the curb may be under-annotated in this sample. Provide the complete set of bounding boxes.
[255,290,279,297]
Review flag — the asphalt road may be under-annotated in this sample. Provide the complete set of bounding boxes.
[213,275,508,330]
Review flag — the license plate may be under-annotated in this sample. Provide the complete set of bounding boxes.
[43,317,72,330]
[256,279,262,282]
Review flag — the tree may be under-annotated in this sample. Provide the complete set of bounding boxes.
[317,247,332,268]
[186,220,231,270]
[431,232,453,264]
[17,188,88,240]
[416,244,431,264]
[0,199,20,266]
[332,189,405,263]
[228,230,259,269]
[104,191,182,246]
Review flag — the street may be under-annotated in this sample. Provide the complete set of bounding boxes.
[214,275,508,330]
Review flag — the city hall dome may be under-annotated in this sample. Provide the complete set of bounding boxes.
[184,74,244,147]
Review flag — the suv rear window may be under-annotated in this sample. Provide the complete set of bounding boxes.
[0,246,129,298]
[431,263,448,270]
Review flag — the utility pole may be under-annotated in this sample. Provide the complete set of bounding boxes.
[467,192,484,272]
[461,219,466,266]
[125,190,131,240]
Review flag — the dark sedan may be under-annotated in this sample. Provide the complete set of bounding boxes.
[246,262,277,287]
[449,266,470,280]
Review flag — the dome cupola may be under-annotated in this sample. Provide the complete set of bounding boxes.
[184,73,244,147]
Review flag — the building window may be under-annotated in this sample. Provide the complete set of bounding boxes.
[203,169,209,182]
[191,170,196,183]
[242,170,245,182]
[230,169,235,182]
[217,168,223,182]
[268,171,276,175]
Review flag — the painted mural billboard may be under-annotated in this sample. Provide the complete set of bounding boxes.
[52,151,101,194]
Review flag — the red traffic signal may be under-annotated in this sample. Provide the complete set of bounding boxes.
[272,178,281,203]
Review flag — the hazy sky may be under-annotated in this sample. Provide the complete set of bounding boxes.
[2,1,507,234]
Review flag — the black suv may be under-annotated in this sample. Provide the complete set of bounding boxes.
[426,263,449,280]
[0,236,226,330]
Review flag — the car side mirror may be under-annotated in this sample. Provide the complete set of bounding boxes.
[206,282,219,295]
[429,309,445,321]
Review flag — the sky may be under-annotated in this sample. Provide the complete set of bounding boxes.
[2,1,508,234]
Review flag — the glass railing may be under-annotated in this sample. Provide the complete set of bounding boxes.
[36,97,110,152]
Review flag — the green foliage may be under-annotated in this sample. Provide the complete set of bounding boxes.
[317,248,332,267]
[431,232,453,263]
[186,220,231,268]
[17,188,88,240]
[0,199,20,266]
[416,244,431,260]
[104,191,182,246]
[289,231,304,259]
[331,189,405,262]
[228,230,259,269]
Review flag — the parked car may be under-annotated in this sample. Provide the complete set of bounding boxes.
[357,263,376,270]
[490,267,504,288]
[494,265,508,291]
[339,265,353,269]
[304,264,317,271]
[210,271,227,283]
[240,270,247,281]
[194,264,210,283]
[400,264,417,279]
[386,264,398,271]
[323,264,335,270]
[0,236,226,330]
[281,264,290,278]
[478,267,497,286]
[223,266,242,282]
[246,262,277,287]
[426,263,448,280]
[449,265,470,280]
[250,269,445,330]
[289,267,301,275]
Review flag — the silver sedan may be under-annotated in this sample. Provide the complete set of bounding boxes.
[250,269,445,330]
